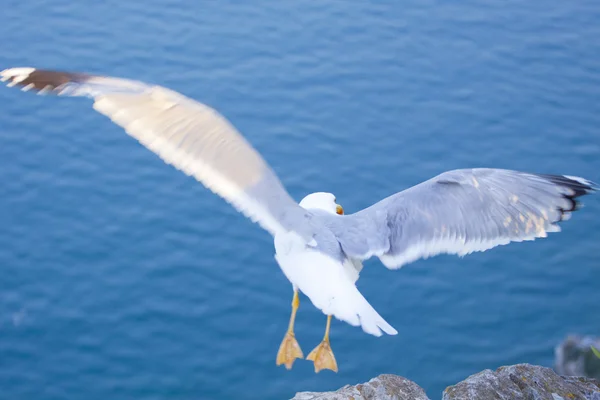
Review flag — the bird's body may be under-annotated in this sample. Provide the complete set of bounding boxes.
[275,193,393,337]
[1,67,596,372]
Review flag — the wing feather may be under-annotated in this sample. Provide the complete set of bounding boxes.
[326,168,596,269]
[1,67,306,236]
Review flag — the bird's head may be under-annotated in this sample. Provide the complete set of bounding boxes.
[299,192,344,215]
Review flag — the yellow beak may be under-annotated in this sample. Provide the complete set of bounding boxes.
[336,204,344,215]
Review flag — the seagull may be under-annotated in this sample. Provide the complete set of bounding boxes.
[1,67,596,373]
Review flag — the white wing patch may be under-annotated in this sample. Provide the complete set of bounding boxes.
[1,68,35,86]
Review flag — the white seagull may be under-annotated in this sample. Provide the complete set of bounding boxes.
[1,67,596,373]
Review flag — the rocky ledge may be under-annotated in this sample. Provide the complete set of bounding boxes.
[292,364,600,400]
[292,374,429,400]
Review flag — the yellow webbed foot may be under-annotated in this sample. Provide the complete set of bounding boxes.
[307,338,338,373]
[276,331,304,370]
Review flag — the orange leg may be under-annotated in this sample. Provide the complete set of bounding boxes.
[307,315,338,373]
[276,289,303,369]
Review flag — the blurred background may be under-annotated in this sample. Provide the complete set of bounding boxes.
[0,1,599,399]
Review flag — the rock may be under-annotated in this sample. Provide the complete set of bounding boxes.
[442,363,600,400]
[291,374,430,400]
[555,335,600,380]
[292,364,600,400]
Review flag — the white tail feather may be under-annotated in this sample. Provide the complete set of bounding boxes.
[352,287,397,336]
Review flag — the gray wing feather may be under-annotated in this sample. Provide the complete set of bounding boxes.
[326,168,596,269]
[1,67,309,237]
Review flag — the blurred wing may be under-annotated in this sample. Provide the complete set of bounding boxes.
[327,168,596,269]
[1,67,305,236]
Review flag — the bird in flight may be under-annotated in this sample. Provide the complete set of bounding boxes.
[1,67,596,373]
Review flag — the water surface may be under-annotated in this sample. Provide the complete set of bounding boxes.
[0,1,599,399]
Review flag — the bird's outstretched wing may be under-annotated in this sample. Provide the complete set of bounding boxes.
[1,67,308,237]
[325,169,596,269]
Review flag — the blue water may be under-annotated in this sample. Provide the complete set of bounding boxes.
[1,1,599,399]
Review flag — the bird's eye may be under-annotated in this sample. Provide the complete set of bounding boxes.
[336,204,344,215]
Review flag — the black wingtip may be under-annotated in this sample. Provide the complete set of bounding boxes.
[1,67,89,94]
[537,174,597,219]
[538,174,597,198]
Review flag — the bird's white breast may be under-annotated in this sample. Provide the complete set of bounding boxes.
[274,231,362,293]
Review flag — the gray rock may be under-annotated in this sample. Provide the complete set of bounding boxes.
[442,363,600,400]
[555,335,600,380]
[291,374,430,400]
